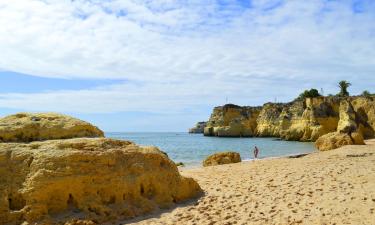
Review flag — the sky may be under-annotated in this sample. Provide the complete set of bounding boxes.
[0,0,374,132]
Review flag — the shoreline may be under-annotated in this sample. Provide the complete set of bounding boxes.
[179,150,318,170]
[130,139,375,224]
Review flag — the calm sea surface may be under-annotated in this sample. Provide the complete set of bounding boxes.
[106,132,317,167]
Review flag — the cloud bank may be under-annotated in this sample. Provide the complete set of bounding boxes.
[0,0,374,114]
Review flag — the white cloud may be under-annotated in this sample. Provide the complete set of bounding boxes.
[0,0,374,114]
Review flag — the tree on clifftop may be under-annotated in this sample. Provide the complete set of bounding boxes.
[361,90,372,97]
[338,80,351,97]
[295,88,321,101]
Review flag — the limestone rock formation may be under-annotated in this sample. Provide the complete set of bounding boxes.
[203,151,241,167]
[204,104,262,137]
[0,113,104,142]
[189,122,207,133]
[315,131,364,151]
[202,97,375,146]
[256,98,340,141]
[0,138,202,224]
[315,132,353,151]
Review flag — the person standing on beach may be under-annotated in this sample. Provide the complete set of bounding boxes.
[253,146,259,159]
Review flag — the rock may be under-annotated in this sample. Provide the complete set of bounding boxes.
[256,98,341,141]
[204,104,262,137]
[315,131,365,151]
[315,132,353,151]
[314,99,368,151]
[0,138,202,224]
[202,96,375,141]
[203,151,241,167]
[64,219,97,225]
[337,100,357,133]
[189,122,207,133]
[0,113,104,142]
[350,131,365,145]
[349,97,375,138]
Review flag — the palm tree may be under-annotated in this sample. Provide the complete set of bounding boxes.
[338,80,351,97]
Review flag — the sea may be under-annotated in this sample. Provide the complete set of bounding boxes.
[106,132,317,167]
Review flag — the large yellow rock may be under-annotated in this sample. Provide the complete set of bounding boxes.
[0,113,104,142]
[0,138,201,224]
[315,132,353,151]
[315,131,365,151]
[203,152,241,167]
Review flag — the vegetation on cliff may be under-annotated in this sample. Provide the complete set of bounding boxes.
[337,80,351,97]
[295,88,321,101]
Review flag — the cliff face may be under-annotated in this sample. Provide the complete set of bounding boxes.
[203,97,375,142]
[204,104,262,137]
[256,98,340,141]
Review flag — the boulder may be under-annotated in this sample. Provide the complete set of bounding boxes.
[0,138,202,224]
[315,132,353,151]
[0,113,104,142]
[351,131,365,145]
[315,131,365,151]
[203,151,241,167]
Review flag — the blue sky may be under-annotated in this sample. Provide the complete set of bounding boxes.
[0,0,374,132]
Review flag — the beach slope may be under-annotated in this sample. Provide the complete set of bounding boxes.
[129,140,375,225]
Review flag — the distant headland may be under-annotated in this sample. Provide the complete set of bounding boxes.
[190,81,375,151]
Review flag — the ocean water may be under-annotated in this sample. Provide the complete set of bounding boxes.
[106,132,317,167]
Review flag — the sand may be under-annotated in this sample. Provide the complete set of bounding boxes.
[127,140,375,225]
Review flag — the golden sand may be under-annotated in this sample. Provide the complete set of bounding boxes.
[128,140,375,225]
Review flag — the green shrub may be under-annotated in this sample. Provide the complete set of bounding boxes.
[295,88,321,101]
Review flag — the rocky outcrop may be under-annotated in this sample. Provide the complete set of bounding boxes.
[204,104,262,137]
[203,97,375,146]
[0,113,202,225]
[315,99,366,150]
[315,132,351,151]
[0,138,202,224]
[256,98,341,141]
[203,152,241,167]
[189,122,207,133]
[0,113,104,142]
[315,131,364,151]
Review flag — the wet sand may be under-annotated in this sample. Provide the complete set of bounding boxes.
[128,140,375,225]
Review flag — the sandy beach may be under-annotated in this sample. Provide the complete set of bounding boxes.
[128,140,375,225]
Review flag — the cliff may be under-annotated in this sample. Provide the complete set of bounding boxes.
[203,97,375,143]
[204,104,262,137]
[189,122,207,133]
[0,113,201,224]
